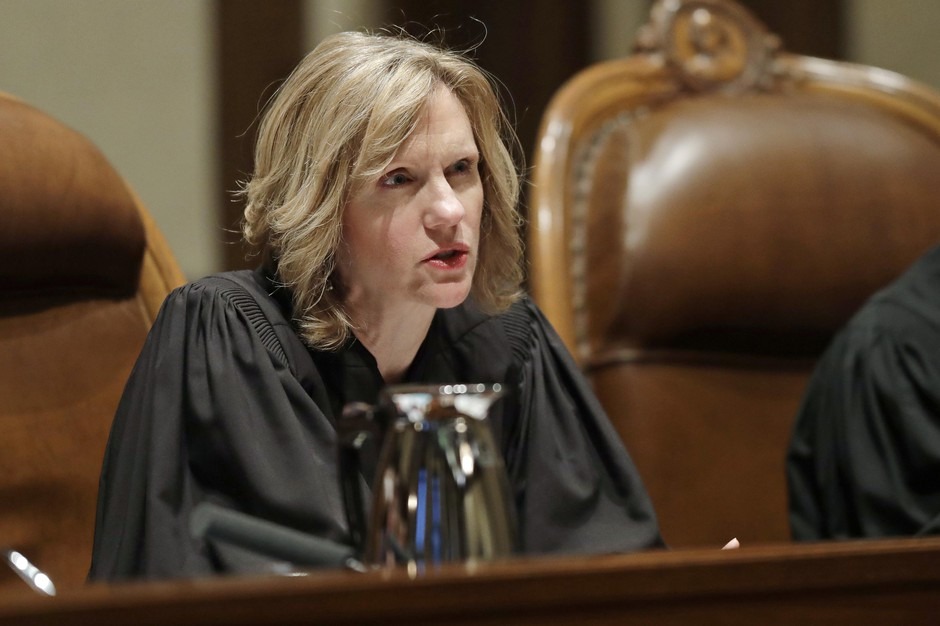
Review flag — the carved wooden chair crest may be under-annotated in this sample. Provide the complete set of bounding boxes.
[529,0,940,546]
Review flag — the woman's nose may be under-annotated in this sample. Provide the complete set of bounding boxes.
[422,180,465,229]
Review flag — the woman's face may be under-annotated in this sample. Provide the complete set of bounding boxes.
[337,86,484,315]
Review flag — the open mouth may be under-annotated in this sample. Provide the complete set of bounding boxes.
[424,247,469,269]
[433,250,460,261]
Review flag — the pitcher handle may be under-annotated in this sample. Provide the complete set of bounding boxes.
[337,402,378,557]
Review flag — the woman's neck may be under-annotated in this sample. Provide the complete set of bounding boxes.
[348,302,436,384]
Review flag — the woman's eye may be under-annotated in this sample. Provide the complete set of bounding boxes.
[451,158,476,175]
[381,171,410,187]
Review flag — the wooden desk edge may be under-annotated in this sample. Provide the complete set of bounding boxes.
[3,537,940,625]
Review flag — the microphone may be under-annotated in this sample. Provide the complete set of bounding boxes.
[189,503,365,572]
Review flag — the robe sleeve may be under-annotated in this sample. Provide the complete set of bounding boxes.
[787,297,940,540]
[88,279,348,581]
[503,298,664,553]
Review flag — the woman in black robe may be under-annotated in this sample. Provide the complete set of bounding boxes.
[788,243,940,540]
[89,31,662,581]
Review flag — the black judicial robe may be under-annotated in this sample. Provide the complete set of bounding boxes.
[788,244,940,540]
[89,268,662,580]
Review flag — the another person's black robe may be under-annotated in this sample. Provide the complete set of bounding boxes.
[788,244,940,540]
[89,268,662,580]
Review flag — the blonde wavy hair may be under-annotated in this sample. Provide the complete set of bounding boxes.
[241,31,524,350]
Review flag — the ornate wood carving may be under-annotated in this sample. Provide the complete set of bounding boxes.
[636,0,781,93]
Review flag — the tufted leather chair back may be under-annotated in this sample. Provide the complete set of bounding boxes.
[0,92,185,592]
[528,0,940,547]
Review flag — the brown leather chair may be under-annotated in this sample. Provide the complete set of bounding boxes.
[528,0,940,548]
[0,92,185,593]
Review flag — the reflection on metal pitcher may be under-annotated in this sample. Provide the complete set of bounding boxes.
[339,383,518,569]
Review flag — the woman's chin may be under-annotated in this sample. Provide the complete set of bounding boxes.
[424,282,472,310]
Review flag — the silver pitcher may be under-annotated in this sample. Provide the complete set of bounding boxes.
[338,383,518,569]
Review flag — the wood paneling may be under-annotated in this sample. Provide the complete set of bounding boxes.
[215,0,305,270]
[741,0,844,59]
